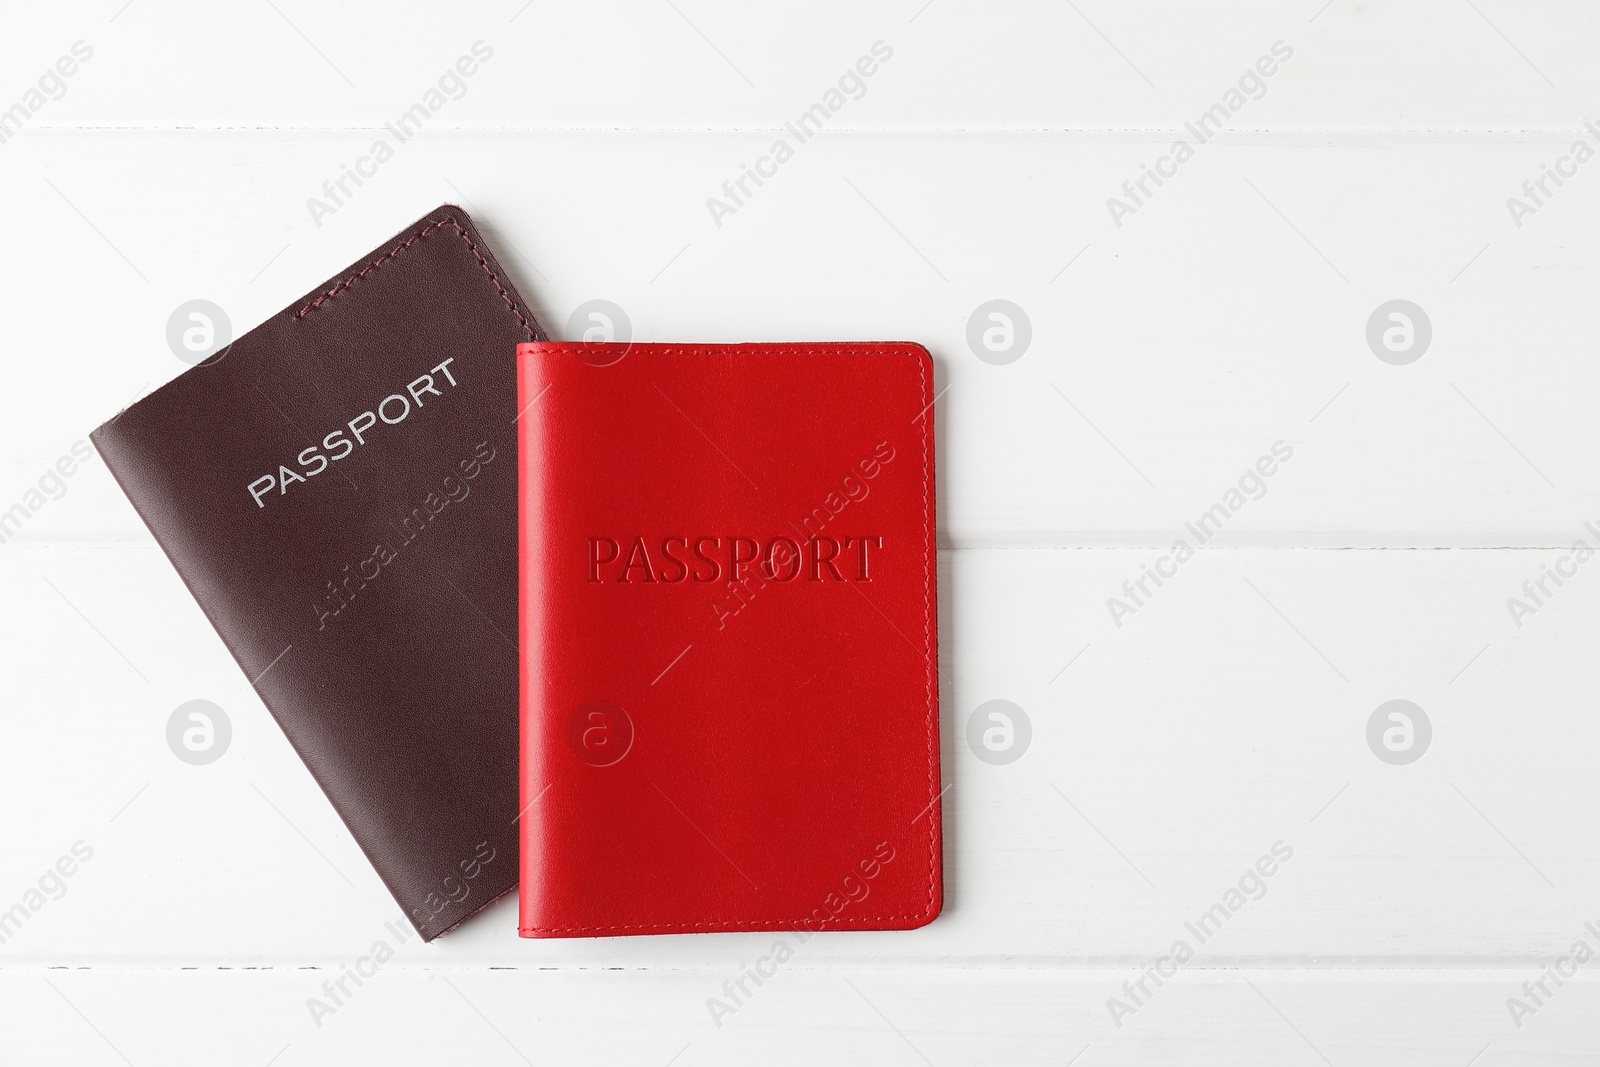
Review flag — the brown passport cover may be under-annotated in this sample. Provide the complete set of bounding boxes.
[90,205,542,939]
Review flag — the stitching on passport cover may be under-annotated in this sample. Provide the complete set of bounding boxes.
[296,215,537,340]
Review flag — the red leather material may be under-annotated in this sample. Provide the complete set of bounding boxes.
[517,342,942,937]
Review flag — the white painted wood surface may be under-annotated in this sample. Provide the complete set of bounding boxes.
[4,1,1599,1063]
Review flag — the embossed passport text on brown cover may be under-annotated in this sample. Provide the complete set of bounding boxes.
[91,205,542,939]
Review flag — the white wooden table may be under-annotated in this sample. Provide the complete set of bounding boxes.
[4,2,1599,1062]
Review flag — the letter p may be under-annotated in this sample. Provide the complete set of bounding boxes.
[248,475,276,508]
[588,538,620,582]
[347,410,378,445]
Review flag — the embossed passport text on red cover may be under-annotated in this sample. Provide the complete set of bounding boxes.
[516,342,942,937]
[91,206,541,939]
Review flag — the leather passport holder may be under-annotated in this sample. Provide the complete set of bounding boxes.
[516,341,942,937]
[91,205,542,939]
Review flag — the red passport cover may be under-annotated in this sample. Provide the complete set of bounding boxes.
[516,342,942,937]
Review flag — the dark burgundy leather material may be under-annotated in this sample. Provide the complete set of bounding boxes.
[517,342,942,938]
[91,205,541,939]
